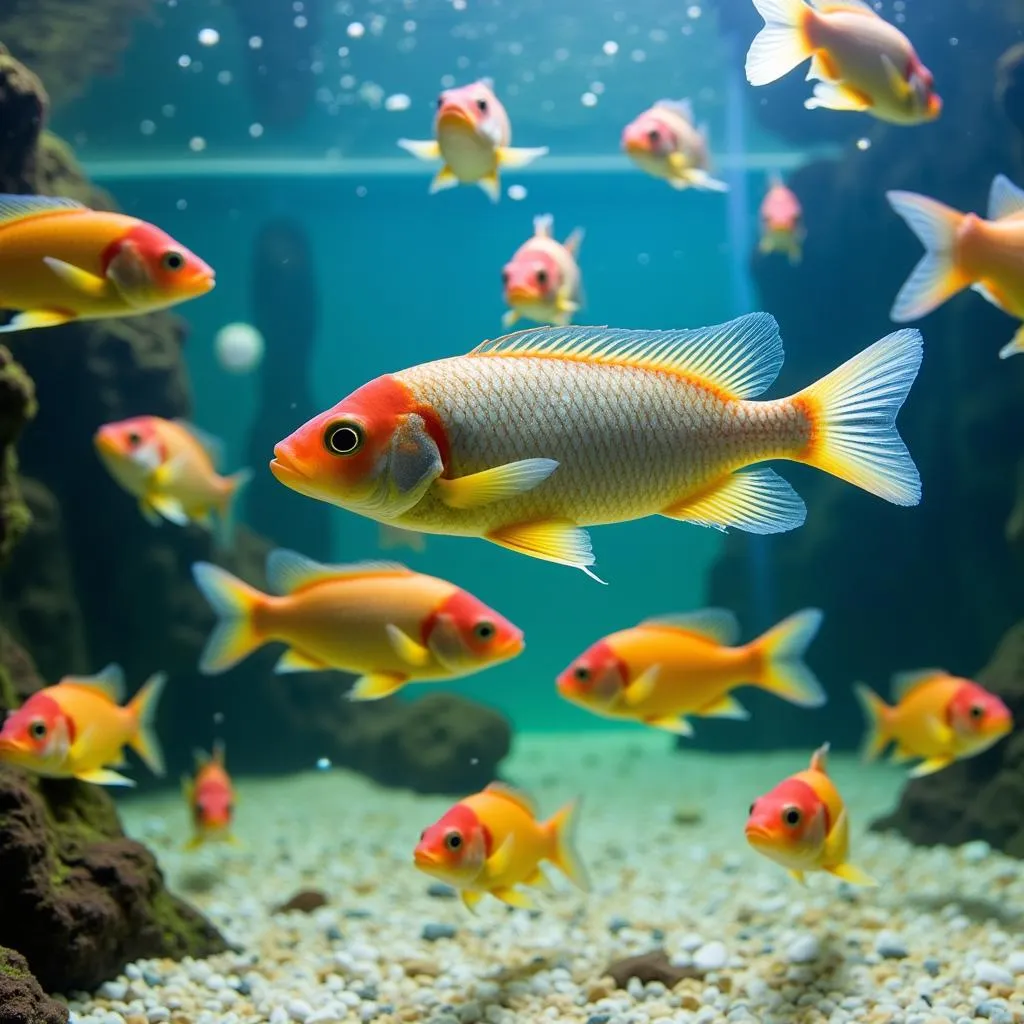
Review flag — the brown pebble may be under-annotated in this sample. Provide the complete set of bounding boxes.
[585,979,614,1002]
[672,807,704,826]
[272,888,329,914]
[605,949,701,989]
[678,994,701,1010]
[401,958,440,978]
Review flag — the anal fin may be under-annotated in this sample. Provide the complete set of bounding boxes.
[0,309,75,333]
[477,173,501,203]
[663,467,806,534]
[998,324,1024,360]
[828,862,877,887]
[643,715,694,737]
[75,768,136,787]
[275,647,330,673]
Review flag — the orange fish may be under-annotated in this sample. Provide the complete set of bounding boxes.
[0,663,166,786]
[888,175,1024,358]
[621,100,728,192]
[556,608,824,735]
[855,670,1012,777]
[183,741,238,849]
[397,81,548,202]
[746,743,876,886]
[759,172,805,264]
[0,194,214,332]
[95,416,252,546]
[191,549,524,700]
[413,782,588,912]
[270,313,923,580]
[746,0,941,125]
[502,214,584,329]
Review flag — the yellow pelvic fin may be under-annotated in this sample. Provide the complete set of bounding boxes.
[828,861,878,887]
[461,889,483,914]
[555,294,579,316]
[429,166,460,195]
[385,624,432,668]
[889,745,916,764]
[487,519,605,583]
[662,467,806,535]
[683,168,729,193]
[146,490,189,526]
[183,835,204,851]
[999,324,1024,360]
[805,80,871,112]
[788,869,807,885]
[491,886,536,910]
[42,257,110,298]
[275,647,330,673]
[699,694,749,720]
[620,665,661,708]
[396,138,441,161]
[348,673,406,701]
[644,715,694,737]
[435,458,559,510]
[477,172,501,203]
[0,309,75,333]
[909,755,954,778]
[75,767,136,787]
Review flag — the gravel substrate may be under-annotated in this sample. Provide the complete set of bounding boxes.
[63,732,1024,1024]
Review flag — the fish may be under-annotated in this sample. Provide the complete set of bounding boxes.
[621,99,728,192]
[759,172,805,265]
[94,415,253,547]
[0,194,214,332]
[887,175,1024,358]
[745,743,876,886]
[269,311,923,581]
[555,608,824,737]
[745,0,941,126]
[854,670,1012,778]
[397,81,549,202]
[501,214,584,329]
[183,741,238,849]
[191,549,524,700]
[0,663,166,787]
[413,781,588,912]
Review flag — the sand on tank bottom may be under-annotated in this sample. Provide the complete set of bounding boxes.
[63,732,1024,1024]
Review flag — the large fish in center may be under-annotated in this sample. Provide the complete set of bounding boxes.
[271,313,923,579]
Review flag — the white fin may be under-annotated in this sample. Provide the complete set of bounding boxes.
[971,282,1001,307]
[397,138,441,161]
[63,664,126,704]
[563,226,585,256]
[891,668,946,702]
[654,98,694,123]
[470,311,783,400]
[639,609,740,646]
[265,549,410,595]
[498,145,549,169]
[746,0,814,87]
[148,495,189,526]
[663,467,807,534]
[987,174,1024,221]
[805,81,870,112]
[173,420,225,466]
[684,168,730,193]
[533,213,554,237]
[813,0,876,12]
[0,194,85,226]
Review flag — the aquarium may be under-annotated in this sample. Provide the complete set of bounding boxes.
[0,2,1022,1024]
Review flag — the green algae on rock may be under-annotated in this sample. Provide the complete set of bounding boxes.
[0,946,67,1024]
[0,346,36,567]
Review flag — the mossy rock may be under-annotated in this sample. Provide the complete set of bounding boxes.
[0,946,67,1024]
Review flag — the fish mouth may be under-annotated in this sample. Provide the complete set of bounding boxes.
[93,431,118,457]
[438,106,475,130]
[622,137,649,156]
[744,823,773,845]
[0,736,27,759]
[500,634,526,659]
[270,445,313,492]
[505,286,542,305]
[413,848,439,870]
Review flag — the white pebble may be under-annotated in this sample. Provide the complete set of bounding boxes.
[874,931,908,959]
[975,960,1014,986]
[146,1011,170,1024]
[961,840,992,862]
[693,941,729,971]
[269,1009,289,1024]
[97,982,128,1001]
[1006,951,1024,974]
[785,933,821,964]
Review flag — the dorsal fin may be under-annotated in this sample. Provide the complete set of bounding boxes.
[638,609,740,646]
[0,194,86,229]
[654,98,694,123]
[891,668,947,702]
[173,420,224,467]
[767,170,785,189]
[192,747,211,769]
[468,312,783,399]
[265,548,411,595]
[988,175,1024,221]
[533,213,553,238]
[484,781,538,817]
[563,227,584,257]
[809,741,830,774]
[62,663,126,704]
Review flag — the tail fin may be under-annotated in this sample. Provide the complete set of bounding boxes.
[853,682,892,762]
[754,608,826,707]
[792,328,923,506]
[745,0,814,87]
[127,671,168,776]
[887,191,970,322]
[191,562,265,674]
[544,800,589,892]
[216,469,254,551]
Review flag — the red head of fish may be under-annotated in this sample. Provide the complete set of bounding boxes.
[414,802,489,886]
[745,777,825,861]
[556,639,629,706]
[502,247,560,305]
[0,692,72,769]
[947,679,1012,742]
[423,588,524,671]
[621,112,675,157]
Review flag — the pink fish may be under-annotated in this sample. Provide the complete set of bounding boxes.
[398,81,548,202]
[502,214,584,329]
[759,172,805,264]
[622,100,727,192]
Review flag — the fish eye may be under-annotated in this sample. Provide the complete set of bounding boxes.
[444,830,463,851]
[126,431,142,447]
[476,98,488,112]
[28,719,47,740]
[436,94,444,108]
[324,420,364,457]
[501,268,510,284]
[782,806,801,827]
[535,268,548,286]
[748,802,756,815]
[419,830,426,841]
[970,704,985,720]
[573,666,590,682]
[161,250,185,272]
[647,128,660,143]
[473,620,496,641]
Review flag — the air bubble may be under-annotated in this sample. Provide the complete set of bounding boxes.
[385,93,411,112]
[140,119,156,135]
[198,28,220,47]
[856,137,871,150]
[602,40,619,56]
[507,184,527,200]
[189,136,206,152]
[249,35,263,49]
[581,92,598,107]
[177,55,192,68]
[249,123,264,138]
[347,21,365,37]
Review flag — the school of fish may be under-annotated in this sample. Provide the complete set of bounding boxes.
[0,0,1016,913]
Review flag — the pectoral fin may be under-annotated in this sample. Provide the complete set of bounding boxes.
[788,869,806,885]
[461,890,483,913]
[684,168,729,192]
[147,494,190,526]
[486,834,516,876]
[397,138,441,161]
[498,145,548,169]
[385,624,432,668]
[43,257,111,298]
[75,768,136,787]
[487,519,605,582]
[0,309,75,333]
[880,55,912,102]
[501,309,520,329]
[435,458,559,509]
[620,665,660,708]
[348,673,407,701]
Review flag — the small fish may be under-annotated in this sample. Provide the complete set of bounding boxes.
[95,416,253,547]
[270,312,923,580]
[378,523,427,553]
[191,549,523,700]
[621,99,728,192]
[502,214,584,329]
[888,175,1024,358]
[745,743,876,886]
[0,664,166,787]
[759,172,805,265]
[183,741,238,849]
[413,782,588,912]
[556,608,824,737]
[855,670,1012,778]
[397,81,548,202]
[746,0,941,125]
[0,194,214,332]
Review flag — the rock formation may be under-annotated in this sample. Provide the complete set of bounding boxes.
[0,947,68,1024]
